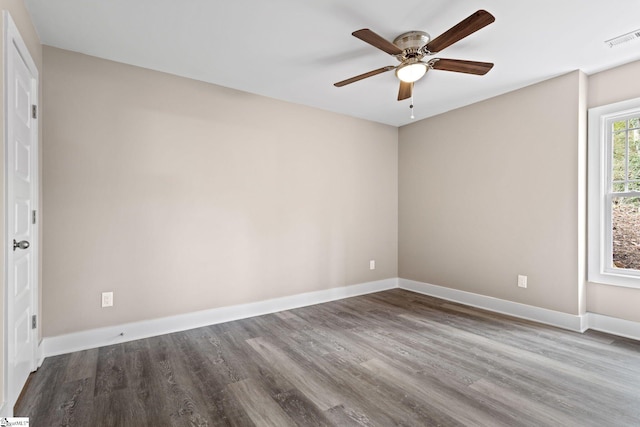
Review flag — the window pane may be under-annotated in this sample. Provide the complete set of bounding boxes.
[629,182,640,191]
[613,120,627,131]
[629,117,640,129]
[613,182,625,192]
[612,197,640,270]
[613,131,626,181]
[629,130,640,180]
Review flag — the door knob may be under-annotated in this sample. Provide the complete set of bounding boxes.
[13,239,30,251]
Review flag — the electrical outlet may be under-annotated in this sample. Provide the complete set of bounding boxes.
[101,291,113,307]
[369,260,376,270]
[517,275,528,288]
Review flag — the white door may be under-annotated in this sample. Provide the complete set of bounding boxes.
[4,12,39,413]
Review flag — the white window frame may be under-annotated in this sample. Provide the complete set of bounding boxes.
[588,96,640,288]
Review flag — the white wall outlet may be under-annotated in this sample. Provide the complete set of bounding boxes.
[369,260,376,270]
[101,291,114,307]
[517,275,528,288]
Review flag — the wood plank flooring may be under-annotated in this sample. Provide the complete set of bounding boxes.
[15,289,640,426]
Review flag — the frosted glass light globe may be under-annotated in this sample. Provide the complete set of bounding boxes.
[396,62,428,83]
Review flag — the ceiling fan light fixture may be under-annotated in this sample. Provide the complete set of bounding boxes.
[396,61,428,83]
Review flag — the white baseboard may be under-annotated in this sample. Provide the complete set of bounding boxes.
[36,338,45,368]
[584,312,640,341]
[41,277,640,359]
[400,279,640,340]
[399,278,586,332]
[0,401,9,418]
[42,278,398,357]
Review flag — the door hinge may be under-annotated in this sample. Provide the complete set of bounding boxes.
[32,210,37,225]
[31,314,37,329]
[32,104,37,119]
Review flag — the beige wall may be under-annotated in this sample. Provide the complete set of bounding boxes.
[586,60,640,322]
[588,60,640,109]
[0,0,41,406]
[399,71,585,315]
[42,46,398,337]
[35,40,640,341]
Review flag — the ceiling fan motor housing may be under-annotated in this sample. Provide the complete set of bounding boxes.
[393,31,431,61]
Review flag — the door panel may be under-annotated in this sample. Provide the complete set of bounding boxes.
[14,199,30,235]
[14,142,31,180]
[14,256,30,299]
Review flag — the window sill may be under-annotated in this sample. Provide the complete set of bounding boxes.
[589,270,640,289]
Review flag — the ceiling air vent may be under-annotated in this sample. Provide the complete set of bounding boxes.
[605,29,640,48]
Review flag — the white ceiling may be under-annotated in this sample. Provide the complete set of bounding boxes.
[25,0,640,126]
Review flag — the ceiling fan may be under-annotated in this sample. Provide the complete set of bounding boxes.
[334,10,495,101]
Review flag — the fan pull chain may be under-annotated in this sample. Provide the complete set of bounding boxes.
[410,94,415,120]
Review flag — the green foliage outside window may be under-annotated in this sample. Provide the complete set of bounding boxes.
[612,117,640,197]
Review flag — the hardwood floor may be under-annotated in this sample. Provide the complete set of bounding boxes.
[15,289,640,426]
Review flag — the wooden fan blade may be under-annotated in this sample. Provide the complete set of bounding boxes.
[334,66,395,87]
[398,81,413,101]
[352,29,403,56]
[426,10,495,53]
[431,59,494,75]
